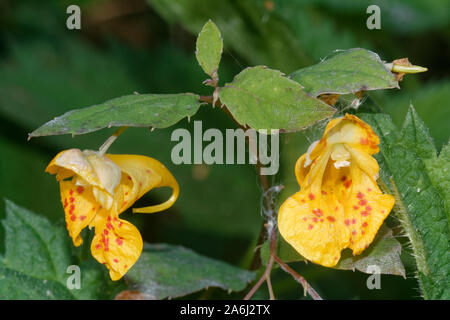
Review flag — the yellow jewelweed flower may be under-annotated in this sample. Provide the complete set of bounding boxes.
[46,149,179,280]
[278,114,395,267]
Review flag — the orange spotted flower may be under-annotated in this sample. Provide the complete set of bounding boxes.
[278,114,395,267]
[46,149,179,280]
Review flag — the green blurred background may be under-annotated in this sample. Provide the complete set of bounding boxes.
[0,0,448,299]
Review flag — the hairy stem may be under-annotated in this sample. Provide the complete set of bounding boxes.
[272,254,322,300]
[206,94,321,300]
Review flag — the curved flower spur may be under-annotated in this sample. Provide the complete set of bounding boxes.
[278,114,395,267]
[46,149,179,280]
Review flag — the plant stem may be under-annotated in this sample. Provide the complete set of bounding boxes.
[269,228,322,300]
[266,271,275,300]
[244,225,322,300]
[272,255,322,300]
[98,126,128,155]
[243,255,275,300]
[249,162,273,270]
[199,95,214,104]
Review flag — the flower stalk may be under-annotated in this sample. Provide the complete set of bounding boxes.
[99,126,128,156]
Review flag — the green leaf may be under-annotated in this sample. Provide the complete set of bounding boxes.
[335,225,405,277]
[125,243,255,299]
[0,265,74,300]
[1,200,73,284]
[400,105,437,160]
[399,106,450,218]
[29,93,202,138]
[0,199,123,299]
[196,20,223,78]
[290,48,398,97]
[0,199,75,299]
[361,110,450,299]
[219,66,335,131]
[425,142,450,219]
